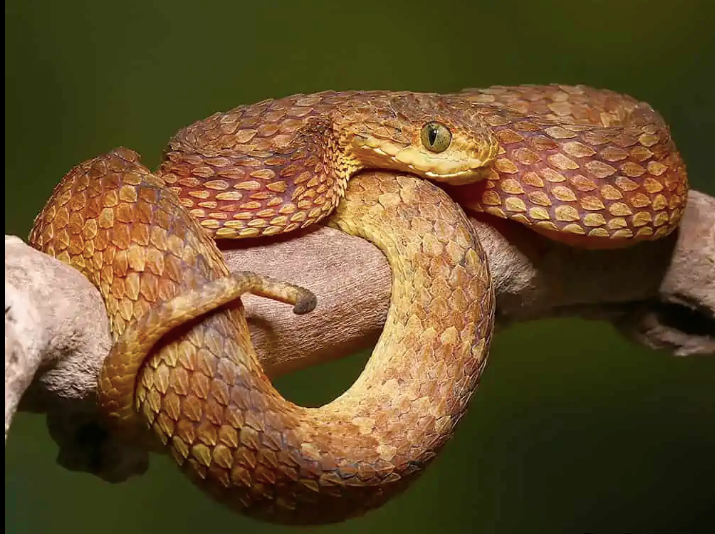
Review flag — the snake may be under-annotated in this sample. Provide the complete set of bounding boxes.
[28,84,688,525]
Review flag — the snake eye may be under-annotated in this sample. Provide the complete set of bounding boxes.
[420,122,452,153]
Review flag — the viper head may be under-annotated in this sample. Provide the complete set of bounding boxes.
[338,92,499,184]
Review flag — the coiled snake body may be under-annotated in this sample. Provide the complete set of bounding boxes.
[29,85,688,524]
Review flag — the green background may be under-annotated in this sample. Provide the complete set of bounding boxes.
[5,1,714,533]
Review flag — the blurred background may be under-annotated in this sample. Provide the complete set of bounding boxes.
[5,1,714,533]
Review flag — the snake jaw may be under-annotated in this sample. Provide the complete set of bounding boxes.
[348,133,497,184]
[392,145,493,183]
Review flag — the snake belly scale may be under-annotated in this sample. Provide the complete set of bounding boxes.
[28,85,688,524]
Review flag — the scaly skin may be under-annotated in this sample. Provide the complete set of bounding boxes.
[159,85,687,247]
[28,84,688,524]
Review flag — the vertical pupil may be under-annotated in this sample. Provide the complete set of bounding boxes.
[428,126,438,146]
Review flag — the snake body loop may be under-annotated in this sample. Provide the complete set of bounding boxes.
[159,85,687,247]
[28,84,688,524]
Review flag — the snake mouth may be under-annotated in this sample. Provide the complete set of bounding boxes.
[352,139,493,184]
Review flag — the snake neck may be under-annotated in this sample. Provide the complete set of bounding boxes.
[305,117,364,203]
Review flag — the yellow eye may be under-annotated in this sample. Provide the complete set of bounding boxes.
[420,122,452,153]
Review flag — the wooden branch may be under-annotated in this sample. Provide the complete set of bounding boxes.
[5,176,714,484]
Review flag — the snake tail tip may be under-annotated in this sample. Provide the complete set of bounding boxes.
[292,291,318,315]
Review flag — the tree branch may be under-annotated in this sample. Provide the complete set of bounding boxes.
[5,176,714,483]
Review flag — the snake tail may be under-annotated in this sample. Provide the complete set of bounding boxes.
[98,272,317,437]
